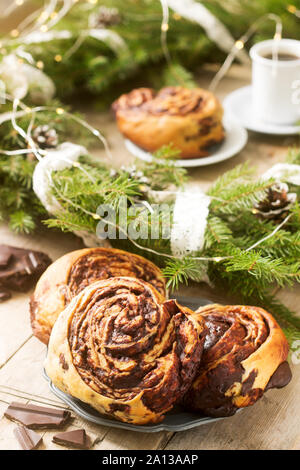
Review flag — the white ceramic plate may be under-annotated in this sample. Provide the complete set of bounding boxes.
[124,114,248,168]
[223,85,300,135]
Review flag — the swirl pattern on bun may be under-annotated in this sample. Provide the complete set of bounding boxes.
[30,247,166,345]
[113,86,225,158]
[182,304,292,417]
[45,277,206,424]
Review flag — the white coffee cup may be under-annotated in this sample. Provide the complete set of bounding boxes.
[250,39,300,125]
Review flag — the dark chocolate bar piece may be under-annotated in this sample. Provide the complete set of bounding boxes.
[0,290,11,302]
[0,246,13,267]
[5,402,71,429]
[0,245,51,295]
[52,429,91,449]
[14,425,42,450]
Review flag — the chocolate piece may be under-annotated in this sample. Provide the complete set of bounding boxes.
[0,246,13,267]
[52,429,91,449]
[0,290,11,302]
[266,361,292,391]
[14,425,42,450]
[0,245,51,297]
[4,402,71,429]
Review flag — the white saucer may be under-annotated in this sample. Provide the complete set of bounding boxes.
[223,85,300,135]
[124,114,248,168]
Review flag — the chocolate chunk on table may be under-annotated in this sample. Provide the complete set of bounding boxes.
[52,429,91,449]
[14,425,42,450]
[4,402,71,429]
[0,245,51,297]
[0,290,11,302]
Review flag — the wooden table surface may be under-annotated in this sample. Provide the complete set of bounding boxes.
[0,65,299,450]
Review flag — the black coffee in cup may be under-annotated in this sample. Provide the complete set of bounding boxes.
[262,52,300,61]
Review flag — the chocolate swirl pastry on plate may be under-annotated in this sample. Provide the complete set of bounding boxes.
[112,86,225,159]
[182,304,292,417]
[30,247,166,345]
[45,277,206,425]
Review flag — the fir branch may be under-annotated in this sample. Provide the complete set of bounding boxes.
[211,180,274,215]
[9,210,36,234]
[205,216,232,248]
[161,64,197,89]
[163,258,207,291]
[207,161,255,198]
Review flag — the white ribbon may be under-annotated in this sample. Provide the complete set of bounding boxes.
[165,0,249,64]
[32,142,88,214]
[88,29,127,54]
[0,54,55,103]
[171,187,211,257]
[21,30,72,44]
[32,142,110,248]
[262,163,300,186]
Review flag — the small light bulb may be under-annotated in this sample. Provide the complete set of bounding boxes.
[287,5,297,13]
[93,214,101,220]
[161,23,169,32]
[36,60,44,69]
[40,25,48,33]
[93,129,100,137]
[10,29,19,38]
[39,11,49,21]
[54,54,62,62]
[173,13,181,20]
[214,257,223,263]
[50,11,57,19]
[56,107,64,115]
[235,40,244,50]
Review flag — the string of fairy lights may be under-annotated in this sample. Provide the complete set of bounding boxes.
[0,0,299,263]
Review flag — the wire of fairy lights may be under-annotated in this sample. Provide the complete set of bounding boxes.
[287,4,300,18]
[160,0,172,65]
[0,1,297,262]
[0,95,292,265]
[209,13,283,91]
[158,2,284,92]
[0,93,112,163]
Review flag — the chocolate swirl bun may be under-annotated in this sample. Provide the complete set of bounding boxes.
[183,304,292,417]
[112,86,225,159]
[30,247,166,345]
[45,277,205,424]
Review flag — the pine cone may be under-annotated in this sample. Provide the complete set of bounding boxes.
[32,125,58,149]
[27,125,58,161]
[254,183,296,222]
[90,7,121,29]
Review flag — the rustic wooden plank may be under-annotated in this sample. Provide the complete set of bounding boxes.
[0,64,299,450]
[165,367,299,450]
[96,428,172,451]
[0,225,82,368]
[164,285,300,451]
[0,336,169,450]
[0,337,111,449]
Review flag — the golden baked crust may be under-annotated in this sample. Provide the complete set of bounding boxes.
[45,277,205,425]
[182,304,292,417]
[30,247,166,345]
[112,86,225,159]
